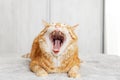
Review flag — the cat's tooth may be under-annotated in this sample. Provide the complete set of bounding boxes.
[52,31,55,35]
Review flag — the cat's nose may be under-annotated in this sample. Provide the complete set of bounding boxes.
[55,26,60,28]
[54,30,59,35]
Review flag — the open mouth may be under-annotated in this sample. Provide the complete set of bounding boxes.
[50,30,65,54]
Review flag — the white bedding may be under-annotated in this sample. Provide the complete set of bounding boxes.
[0,54,120,80]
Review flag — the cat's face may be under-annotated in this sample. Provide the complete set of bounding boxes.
[41,21,78,56]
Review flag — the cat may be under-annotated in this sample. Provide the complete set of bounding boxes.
[23,20,80,78]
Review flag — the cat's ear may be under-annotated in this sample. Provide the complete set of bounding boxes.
[42,20,50,27]
[72,24,79,30]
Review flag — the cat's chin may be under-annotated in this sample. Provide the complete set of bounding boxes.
[52,51,61,57]
[53,50,59,54]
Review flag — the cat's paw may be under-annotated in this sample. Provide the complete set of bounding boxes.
[35,69,48,77]
[68,71,80,78]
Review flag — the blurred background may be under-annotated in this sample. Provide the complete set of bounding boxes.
[0,0,119,57]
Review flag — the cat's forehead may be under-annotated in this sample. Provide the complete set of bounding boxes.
[50,22,69,27]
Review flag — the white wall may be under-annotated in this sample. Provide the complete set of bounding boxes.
[105,0,120,56]
[0,0,48,56]
[0,0,103,56]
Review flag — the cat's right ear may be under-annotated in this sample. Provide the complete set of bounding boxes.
[42,20,50,27]
[72,24,79,30]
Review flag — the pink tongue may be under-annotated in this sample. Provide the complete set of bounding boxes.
[53,40,60,52]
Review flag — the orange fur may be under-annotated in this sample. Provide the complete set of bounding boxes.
[29,21,80,78]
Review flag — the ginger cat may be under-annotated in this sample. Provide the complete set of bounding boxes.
[25,21,80,78]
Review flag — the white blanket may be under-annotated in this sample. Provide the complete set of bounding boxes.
[0,54,120,80]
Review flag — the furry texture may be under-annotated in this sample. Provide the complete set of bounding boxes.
[28,21,80,78]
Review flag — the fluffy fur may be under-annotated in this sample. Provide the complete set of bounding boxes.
[25,21,80,78]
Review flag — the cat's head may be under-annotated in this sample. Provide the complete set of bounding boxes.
[40,20,78,56]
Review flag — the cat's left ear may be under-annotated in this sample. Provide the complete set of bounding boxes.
[72,24,79,30]
[42,20,50,27]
